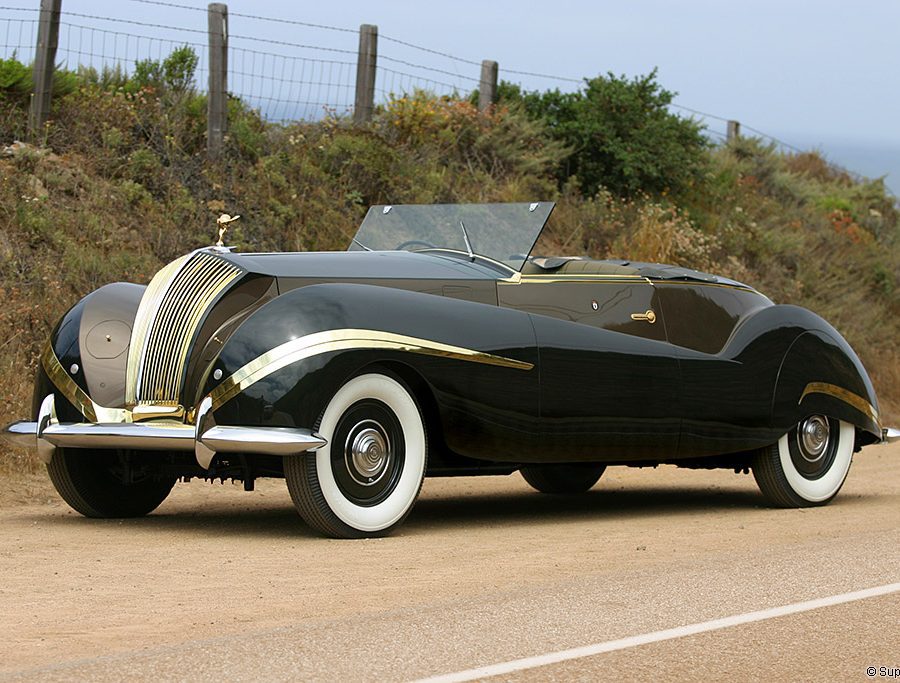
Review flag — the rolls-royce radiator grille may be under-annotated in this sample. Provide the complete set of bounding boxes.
[125,252,243,407]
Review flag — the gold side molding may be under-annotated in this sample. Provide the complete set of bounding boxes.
[799,381,879,425]
[209,328,534,410]
[41,344,128,423]
[504,274,650,285]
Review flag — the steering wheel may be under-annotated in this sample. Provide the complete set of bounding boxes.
[396,239,436,251]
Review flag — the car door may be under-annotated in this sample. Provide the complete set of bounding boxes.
[499,276,680,460]
[651,281,776,457]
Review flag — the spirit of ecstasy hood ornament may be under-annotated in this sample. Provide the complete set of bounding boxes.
[215,213,240,247]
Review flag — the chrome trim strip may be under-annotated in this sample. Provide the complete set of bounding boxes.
[208,328,535,411]
[199,426,326,456]
[7,410,326,464]
[41,422,196,451]
[194,396,216,468]
[799,382,879,425]
[3,420,38,449]
[1,394,57,462]
[36,393,56,463]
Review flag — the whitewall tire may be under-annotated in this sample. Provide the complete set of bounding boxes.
[285,372,427,538]
[752,416,854,507]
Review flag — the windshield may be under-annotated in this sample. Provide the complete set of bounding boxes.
[349,202,555,272]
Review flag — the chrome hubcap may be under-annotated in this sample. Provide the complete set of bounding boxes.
[798,415,830,462]
[346,422,391,486]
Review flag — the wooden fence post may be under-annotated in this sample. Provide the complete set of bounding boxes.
[478,60,498,112]
[207,2,228,160]
[354,24,377,124]
[28,0,62,142]
[727,120,740,142]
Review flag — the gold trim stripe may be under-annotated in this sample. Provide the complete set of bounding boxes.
[41,344,127,423]
[506,274,755,291]
[509,276,651,285]
[208,328,534,410]
[42,343,96,422]
[519,273,646,279]
[799,381,879,425]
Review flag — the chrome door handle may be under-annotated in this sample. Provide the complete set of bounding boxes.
[630,309,657,324]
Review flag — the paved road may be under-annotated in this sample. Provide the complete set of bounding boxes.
[1,443,897,682]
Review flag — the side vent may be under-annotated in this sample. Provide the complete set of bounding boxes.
[126,252,243,407]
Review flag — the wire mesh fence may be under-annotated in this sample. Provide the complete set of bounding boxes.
[0,0,887,190]
[0,5,494,120]
[57,21,209,89]
[1,13,37,62]
[0,3,773,132]
[229,48,355,122]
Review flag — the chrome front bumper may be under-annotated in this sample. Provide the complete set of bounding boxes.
[3,395,326,469]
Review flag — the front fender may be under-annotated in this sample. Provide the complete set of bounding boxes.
[201,283,540,461]
[33,282,144,424]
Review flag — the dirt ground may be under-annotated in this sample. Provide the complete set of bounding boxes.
[0,443,898,681]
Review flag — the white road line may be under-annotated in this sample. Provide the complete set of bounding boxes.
[414,582,900,683]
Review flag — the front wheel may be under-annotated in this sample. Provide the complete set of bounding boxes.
[752,416,854,507]
[284,372,427,538]
[47,448,175,518]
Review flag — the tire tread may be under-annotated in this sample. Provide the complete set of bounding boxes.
[751,443,808,508]
[284,372,427,539]
[46,449,174,518]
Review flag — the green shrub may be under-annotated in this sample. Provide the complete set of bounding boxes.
[498,70,709,199]
[161,45,198,93]
[0,56,31,96]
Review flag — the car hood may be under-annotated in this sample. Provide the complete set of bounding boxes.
[215,249,503,282]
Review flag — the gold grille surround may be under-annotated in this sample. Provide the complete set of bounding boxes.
[125,251,243,408]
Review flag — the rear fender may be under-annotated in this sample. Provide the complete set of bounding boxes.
[772,324,880,446]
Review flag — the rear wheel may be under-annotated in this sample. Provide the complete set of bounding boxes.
[752,415,854,507]
[47,448,175,518]
[520,463,606,494]
[284,372,427,538]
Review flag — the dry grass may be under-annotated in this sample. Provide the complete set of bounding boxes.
[0,88,898,483]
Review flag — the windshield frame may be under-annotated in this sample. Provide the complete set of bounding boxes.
[349,202,555,272]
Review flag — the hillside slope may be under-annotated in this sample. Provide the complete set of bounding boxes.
[1,73,897,474]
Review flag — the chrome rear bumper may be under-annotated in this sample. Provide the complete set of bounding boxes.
[2,395,325,469]
[884,427,900,443]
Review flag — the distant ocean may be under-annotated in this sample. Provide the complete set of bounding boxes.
[815,141,899,198]
[774,136,899,199]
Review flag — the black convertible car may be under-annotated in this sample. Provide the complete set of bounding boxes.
[4,202,896,537]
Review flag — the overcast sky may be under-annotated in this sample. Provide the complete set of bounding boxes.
[3,0,898,191]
